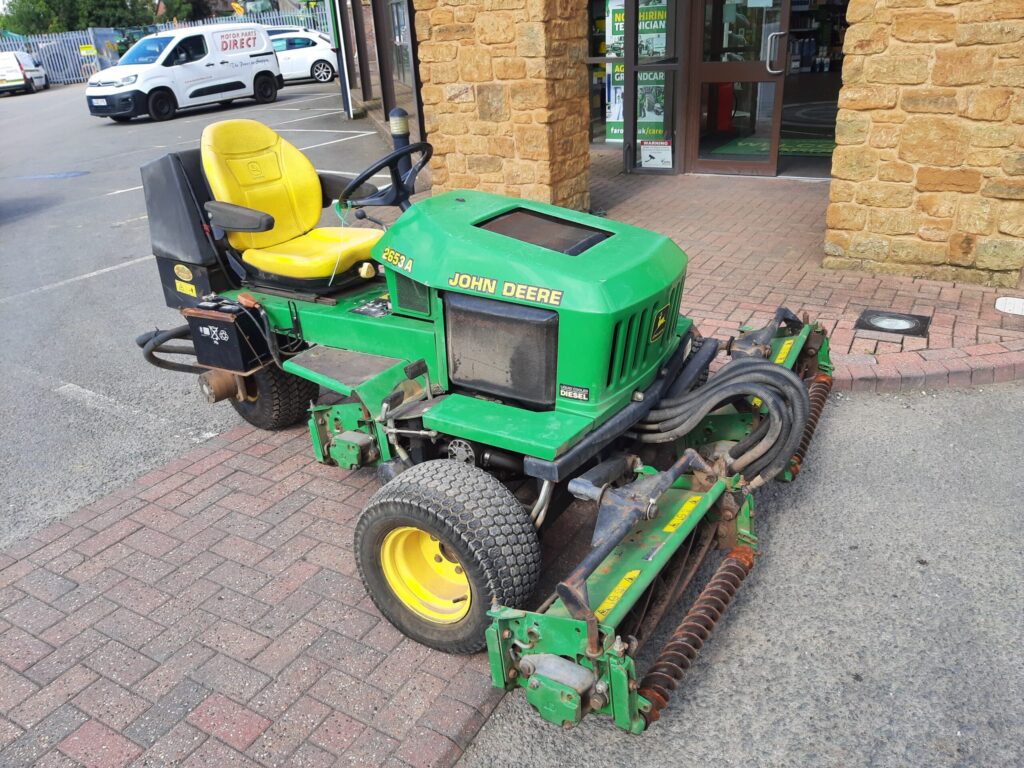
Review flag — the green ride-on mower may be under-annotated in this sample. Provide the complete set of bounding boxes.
[137,119,833,733]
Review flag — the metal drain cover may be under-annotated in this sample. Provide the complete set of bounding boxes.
[855,310,931,338]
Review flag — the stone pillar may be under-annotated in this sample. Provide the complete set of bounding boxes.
[412,0,591,210]
[824,0,1024,288]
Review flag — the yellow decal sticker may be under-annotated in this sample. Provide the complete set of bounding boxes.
[381,247,414,273]
[79,44,97,57]
[594,569,641,621]
[774,338,795,365]
[173,264,193,282]
[446,273,564,306]
[663,495,703,533]
[175,280,197,297]
[650,304,670,341]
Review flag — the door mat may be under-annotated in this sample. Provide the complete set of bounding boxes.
[709,137,836,157]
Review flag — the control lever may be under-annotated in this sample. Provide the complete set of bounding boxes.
[354,208,387,230]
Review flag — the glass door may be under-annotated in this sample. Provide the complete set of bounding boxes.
[688,0,790,175]
[623,0,684,173]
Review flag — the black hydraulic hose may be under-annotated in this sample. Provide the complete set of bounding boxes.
[635,381,785,442]
[652,356,803,414]
[664,337,719,399]
[728,416,771,459]
[136,326,205,375]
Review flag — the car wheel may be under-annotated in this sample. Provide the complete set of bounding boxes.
[253,73,278,104]
[25,78,36,94]
[43,76,50,90]
[147,89,176,121]
[311,60,335,83]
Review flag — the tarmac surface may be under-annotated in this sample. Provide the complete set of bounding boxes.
[0,81,390,548]
[460,383,1024,768]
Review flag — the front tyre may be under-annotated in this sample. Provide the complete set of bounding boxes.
[253,73,278,104]
[355,461,541,653]
[311,60,335,83]
[147,89,176,121]
[230,365,319,430]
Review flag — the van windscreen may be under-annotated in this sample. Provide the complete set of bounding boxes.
[120,37,173,66]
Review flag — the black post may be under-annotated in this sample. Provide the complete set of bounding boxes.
[390,107,411,178]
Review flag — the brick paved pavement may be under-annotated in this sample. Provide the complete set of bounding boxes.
[0,427,504,767]
[591,152,1024,391]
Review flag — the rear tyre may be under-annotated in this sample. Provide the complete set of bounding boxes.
[25,78,36,94]
[230,365,319,430]
[147,89,176,121]
[310,60,335,83]
[253,74,278,104]
[355,460,542,654]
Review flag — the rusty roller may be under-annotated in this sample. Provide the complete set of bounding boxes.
[638,546,755,725]
[791,373,833,474]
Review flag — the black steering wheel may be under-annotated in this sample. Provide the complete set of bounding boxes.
[340,142,433,212]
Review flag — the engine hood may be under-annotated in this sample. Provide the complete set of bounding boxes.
[372,190,687,316]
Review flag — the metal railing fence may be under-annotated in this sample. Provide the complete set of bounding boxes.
[0,8,331,85]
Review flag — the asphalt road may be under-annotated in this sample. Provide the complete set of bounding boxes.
[461,383,1024,768]
[0,80,390,547]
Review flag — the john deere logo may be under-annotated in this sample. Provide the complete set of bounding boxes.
[650,304,670,341]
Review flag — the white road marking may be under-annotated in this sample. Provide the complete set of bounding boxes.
[104,185,143,196]
[276,129,368,133]
[319,170,391,179]
[263,107,342,112]
[272,110,344,126]
[54,382,141,419]
[299,133,376,150]
[277,93,339,106]
[112,214,148,227]
[0,256,150,306]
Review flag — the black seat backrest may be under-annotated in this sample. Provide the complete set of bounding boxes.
[140,149,219,266]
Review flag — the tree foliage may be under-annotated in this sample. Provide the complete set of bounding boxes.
[1,0,157,34]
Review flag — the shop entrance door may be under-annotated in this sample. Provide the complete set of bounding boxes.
[621,0,685,173]
[687,0,791,175]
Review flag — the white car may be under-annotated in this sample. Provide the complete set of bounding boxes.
[271,32,337,84]
[85,24,283,122]
[0,51,49,95]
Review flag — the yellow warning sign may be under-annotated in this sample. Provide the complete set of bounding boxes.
[594,569,641,621]
[79,44,97,57]
[774,338,795,365]
[663,495,703,533]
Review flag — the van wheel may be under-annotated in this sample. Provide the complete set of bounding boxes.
[111,116,132,123]
[25,78,36,94]
[43,76,50,90]
[148,90,176,121]
[311,60,335,83]
[253,74,278,104]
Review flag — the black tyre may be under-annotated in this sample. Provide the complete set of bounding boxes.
[43,76,50,90]
[230,365,319,430]
[147,89,176,121]
[355,460,541,653]
[111,116,132,123]
[25,78,36,94]
[310,60,335,83]
[253,74,278,104]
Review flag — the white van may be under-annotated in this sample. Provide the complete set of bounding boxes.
[0,51,48,95]
[85,24,283,122]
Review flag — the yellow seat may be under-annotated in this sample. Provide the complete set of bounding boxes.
[200,119,381,281]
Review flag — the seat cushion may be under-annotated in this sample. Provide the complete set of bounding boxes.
[242,227,383,280]
[201,119,322,253]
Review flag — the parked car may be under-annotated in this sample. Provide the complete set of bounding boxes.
[85,23,283,123]
[271,32,337,83]
[0,51,49,95]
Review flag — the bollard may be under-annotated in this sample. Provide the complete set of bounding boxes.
[389,108,412,180]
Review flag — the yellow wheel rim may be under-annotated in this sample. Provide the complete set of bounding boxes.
[380,526,471,624]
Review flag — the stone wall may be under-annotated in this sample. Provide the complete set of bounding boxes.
[410,0,591,209]
[824,0,1024,288]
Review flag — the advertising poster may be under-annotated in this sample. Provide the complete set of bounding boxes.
[605,0,669,148]
[605,0,625,142]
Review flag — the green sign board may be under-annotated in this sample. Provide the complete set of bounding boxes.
[605,0,669,149]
